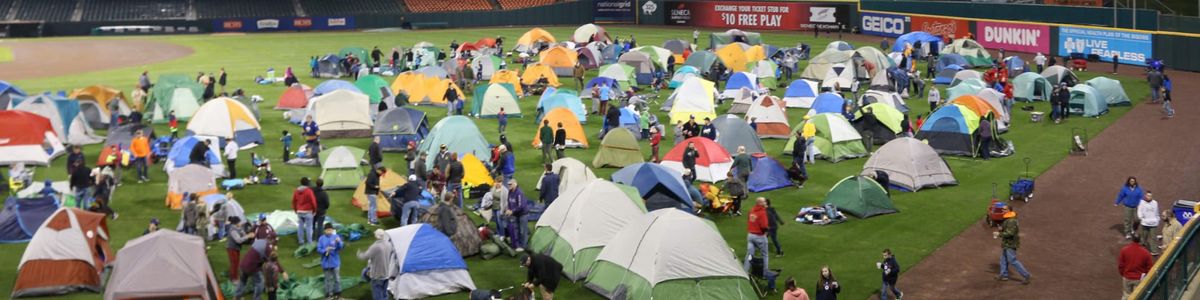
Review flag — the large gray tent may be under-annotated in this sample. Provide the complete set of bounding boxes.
[860,137,956,191]
[374,107,429,152]
[104,230,222,300]
[712,114,765,154]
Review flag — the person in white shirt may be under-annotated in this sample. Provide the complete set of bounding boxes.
[1034,53,1047,73]
[1137,191,1161,255]
[693,29,700,45]
[225,139,239,179]
[927,86,941,112]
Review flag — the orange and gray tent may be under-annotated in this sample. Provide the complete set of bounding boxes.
[69,85,131,129]
[744,95,791,139]
[515,28,557,53]
[539,46,579,76]
[533,108,588,148]
[521,63,562,87]
[186,97,264,148]
[104,230,224,300]
[12,208,113,298]
[0,111,66,166]
[274,84,312,110]
[166,164,218,210]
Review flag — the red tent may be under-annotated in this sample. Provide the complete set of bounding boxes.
[660,137,733,182]
[274,85,311,110]
[0,110,64,166]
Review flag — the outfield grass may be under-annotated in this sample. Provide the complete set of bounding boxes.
[0,46,13,63]
[0,26,1150,300]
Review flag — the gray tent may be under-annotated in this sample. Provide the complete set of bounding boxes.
[374,108,429,152]
[105,124,155,147]
[712,114,765,154]
[663,39,691,54]
[860,137,956,191]
[104,230,222,300]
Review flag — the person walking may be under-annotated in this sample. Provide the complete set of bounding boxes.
[554,122,567,160]
[801,116,817,164]
[724,171,747,215]
[877,249,903,300]
[766,199,785,257]
[293,177,318,245]
[505,180,530,251]
[280,130,293,162]
[1147,68,1164,104]
[131,130,151,183]
[744,197,770,277]
[357,229,394,300]
[815,266,840,300]
[1119,235,1154,300]
[1138,191,1161,255]
[224,139,239,179]
[649,127,662,162]
[313,179,330,237]
[927,86,940,113]
[1162,74,1174,118]
[994,206,1031,284]
[1114,177,1145,239]
[318,223,344,299]
[522,253,564,300]
[539,164,560,206]
[540,120,554,163]
[364,167,384,225]
[498,107,508,133]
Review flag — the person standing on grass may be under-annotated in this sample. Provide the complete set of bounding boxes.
[815,266,840,300]
[261,248,287,300]
[801,116,817,164]
[364,167,383,225]
[540,120,554,163]
[505,180,530,251]
[994,206,1032,284]
[877,249,903,300]
[317,223,344,299]
[791,129,808,186]
[444,155,465,208]
[978,114,993,160]
[313,179,330,238]
[1120,235,1154,299]
[226,216,254,284]
[649,127,662,163]
[554,122,567,160]
[766,198,785,257]
[1114,176,1144,239]
[733,146,753,183]
[131,129,150,183]
[218,68,228,95]
[302,115,320,158]
[783,277,810,300]
[682,142,698,183]
[539,164,560,207]
[368,136,383,169]
[498,107,508,133]
[1138,191,1161,255]
[69,161,92,209]
[280,130,292,162]
[724,171,747,215]
[673,121,684,145]
[293,177,318,245]
[745,197,770,277]
[405,142,417,176]
[224,138,239,179]
[358,229,394,300]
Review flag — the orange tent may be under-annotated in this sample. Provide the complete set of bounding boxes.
[539,46,579,69]
[490,69,524,95]
[533,108,588,148]
[391,71,431,96]
[521,63,561,87]
[274,84,311,110]
[410,78,465,106]
[950,95,1000,119]
[70,85,131,112]
[13,208,114,298]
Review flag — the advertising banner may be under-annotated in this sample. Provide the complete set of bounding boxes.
[1058,26,1153,66]
[975,21,1050,54]
[639,0,664,25]
[908,15,968,39]
[665,1,851,31]
[595,0,637,23]
[860,12,908,38]
[215,16,354,32]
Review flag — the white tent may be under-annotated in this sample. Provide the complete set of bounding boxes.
[663,77,718,125]
[0,110,66,166]
[537,157,597,193]
[858,90,909,113]
[187,97,264,149]
[860,137,957,191]
[309,89,373,137]
[822,63,857,91]
[530,179,647,280]
[782,79,820,108]
[12,94,104,145]
[386,224,476,299]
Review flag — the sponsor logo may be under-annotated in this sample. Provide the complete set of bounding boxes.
[293,18,312,28]
[256,19,280,29]
[669,3,691,24]
[642,0,657,14]
[862,14,905,35]
[328,18,347,27]
[809,7,836,23]
[983,26,1041,47]
[222,20,243,30]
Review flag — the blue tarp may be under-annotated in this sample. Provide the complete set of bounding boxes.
[167,136,220,168]
[611,163,693,209]
[0,196,60,243]
[784,80,816,98]
[893,31,942,53]
[313,80,362,96]
[811,93,846,115]
[747,156,792,192]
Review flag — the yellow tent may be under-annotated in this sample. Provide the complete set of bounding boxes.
[517,28,557,49]
[539,46,579,69]
[352,168,407,217]
[70,85,133,112]
[521,63,562,87]
[490,70,524,95]
[533,108,589,148]
[745,45,767,62]
[716,44,749,72]
[410,78,465,107]
[391,71,430,95]
[460,153,495,189]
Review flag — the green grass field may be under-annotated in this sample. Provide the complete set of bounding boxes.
[0,46,13,63]
[0,26,1150,300]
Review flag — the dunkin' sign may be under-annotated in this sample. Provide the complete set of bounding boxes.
[975,21,1050,54]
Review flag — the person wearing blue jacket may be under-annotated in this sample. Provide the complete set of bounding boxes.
[501,147,517,181]
[1114,176,1145,239]
[317,223,344,299]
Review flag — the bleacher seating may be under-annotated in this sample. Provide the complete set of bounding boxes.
[300,0,402,16]
[82,0,188,21]
[14,0,75,22]
[404,0,491,12]
[0,0,15,21]
[196,0,295,18]
[497,0,554,10]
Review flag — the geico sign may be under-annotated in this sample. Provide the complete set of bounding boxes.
[862,15,905,35]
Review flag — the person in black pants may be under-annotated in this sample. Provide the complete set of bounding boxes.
[682,142,698,183]
[978,115,993,160]
[766,198,784,257]
[521,253,563,300]
[312,179,330,236]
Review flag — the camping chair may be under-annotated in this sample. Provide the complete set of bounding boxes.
[747,256,781,297]
[698,183,735,216]
[7,164,33,193]
[1070,128,1088,156]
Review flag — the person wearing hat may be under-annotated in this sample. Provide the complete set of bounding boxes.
[521,252,563,299]
[994,206,1031,284]
[358,229,394,300]
[682,115,700,139]
[434,144,450,171]
[394,175,424,226]
[253,212,278,243]
[317,222,344,299]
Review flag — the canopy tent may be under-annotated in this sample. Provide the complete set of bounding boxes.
[470,83,522,118]
[611,163,693,212]
[941,38,992,67]
[0,111,65,166]
[521,63,562,87]
[0,196,60,243]
[585,209,755,300]
[489,70,524,95]
[374,107,429,151]
[722,72,757,100]
[540,157,597,194]
[537,90,587,122]
[662,137,733,182]
[950,70,983,87]
[573,23,610,44]
[1012,72,1052,102]
[800,48,854,81]
[104,230,221,300]
[355,75,395,106]
[712,114,765,154]
[683,50,719,72]
[309,89,373,138]
[664,77,717,125]
[915,104,981,156]
[806,93,847,117]
[186,97,264,148]
[716,43,750,72]
[418,116,491,170]
[540,46,579,76]
[745,95,791,139]
[946,78,987,102]
[166,164,219,209]
[351,167,408,218]
[933,64,964,85]
[784,113,867,162]
[385,224,476,299]
[12,94,104,145]
[146,74,203,123]
[1085,77,1132,106]
[470,55,503,81]
[320,146,366,190]
[669,66,701,89]
[861,137,956,191]
[747,155,792,192]
[858,90,909,113]
[164,135,224,176]
[12,208,113,298]
[1041,65,1078,86]
[823,176,898,218]
[593,127,643,168]
[746,60,780,88]
[69,85,130,129]
[1069,84,1108,117]
[783,79,820,108]
[515,28,557,53]
[0,80,27,109]
[893,31,942,52]
[275,84,313,110]
[618,52,656,85]
[709,29,762,48]
[533,108,588,148]
[853,102,905,145]
[530,179,647,280]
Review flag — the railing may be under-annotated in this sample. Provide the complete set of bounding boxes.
[1159,14,1200,33]
[1132,206,1200,300]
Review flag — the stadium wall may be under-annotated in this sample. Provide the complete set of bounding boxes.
[860,1,1159,31]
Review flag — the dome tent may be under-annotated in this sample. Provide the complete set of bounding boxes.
[662,137,733,183]
[823,176,897,218]
[914,104,983,156]
[417,116,491,170]
[12,208,113,298]
[319,146,366,190]
[529,179,647,281]
[11,94,104,145]
[470,83,522,118]
[0,111,66,166]
[1085,76,1131,106]
[782,79,819,108]
[1012,72,1051,102]
[374,107,429,152]
[104,230,221,300]
[745,95,791,139]
[783,113,867,163]
[186,97,264,149]
[592,127,644,168]
[1068,84,1108,117]
[385,224,477,299]
[712,114,765,154]
[747,155,793,192]
[860,137,957,191]
[611,163,694,212]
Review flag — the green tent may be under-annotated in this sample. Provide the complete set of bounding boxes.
[709,30,762,49]
[823,175,897,218]
[339,47,374,68]
[417,116,492,170]
[354,75,391,104]
[942,39,992,67]
[855,102,905,133]
[592,127,644,168]
[783,113,867,163]
[1012,72,1051,102]
[1085,77,1131,106]
[597,64,636,86]
[746,60,779,89]
[529,179,647,280]
[684,51,719,72]
[319,146,366,190]
[471,83,522,118]
[945,78,987,102]
[1068,84,1108,117]
[147,74,204,123]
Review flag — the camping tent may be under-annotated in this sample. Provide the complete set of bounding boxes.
[597,64,635,88]
[662,137,733,182]
[611,163,693,211]
[537,90,587,122]
[973,88,1010,128]
[0,196,59,243]
[710,29,762,48]
[410,78,465,107]
[69,85,130,129]
[1004,56,1027,76]
[541,157,597,194]
[664,77,717,124]
[807,93,846,117]
[861,137,957,191]
[822,61,859,91]
[941,38,992,67]
[104,230,221,300]
[374,108,429,151]
[416,65,449,80]
[746,60,780,88]
[12,94,104,145]
[146,74,203,123]
[683,51,719,72]
[618,52,656,85]
[577,46,604,69]
[663,39,690,55]
[489,69,523,95]
[275,84,312,110]
[712,114,765,154]
[339,47,374,67]
[309,89,373,138]
[616,106,642,136]
[823,176,898,218]
[521,63,562,88]
[470,55,503,81]
[320,146,366,190]
[783,79,820,108]
[471,83,522,118]
[858,90,909,113]
[893,31,942,52]
[784,113,867,162]
[574,23,610,43]
[801,47,854,81]
[515,28,557,53]
[632,46,673,69]
[164,135,224,175]
[0,111,65,166]
[1012,72,1051,102]
[716,43,751,73]
[0,80,27,109]
[584,209,756,299]
[593,128,643,168]
[355,75,395,106]
[13,208,113,298]
[314,80,362,97]
[187,97,264,148]
[853,103,905,145]
[1069,84,1108,117]
[316,54,344,78]
[949,95,1001,121]
[746,155,792,192]
[933,64,964,85]
[351,167,408,218]
[745,95,791,138]
[391,72,430,97]
[166,164,219,209]
[915,104,981,156]
[530,179,647,280]
[540,46,579,76]
[946,78,987,102]
[722,72,757,100]
[418,203,483,257]
[533,108,588,148]
[669,66,701,89]
[385,224,476,299]
[1040,65,1078,86]
[950,70,983,87]
[418,116,491,170]
[1086,77,1131,106]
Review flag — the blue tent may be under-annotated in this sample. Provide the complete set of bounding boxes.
[313,79,362,96]
[0,80,27,108]
[611,163,694,212]
[0,196,59,243]
[669,66,700,88]
[585,77,621,93]
[375,107,430,151]
[784,80,817,98]
[724,72,755,94]
[887,67,910,91]
[1004,56,1027,76]
[810,93,846,115]
[167,136,220,168]
[385,224,476,299]
[915,105,976,156]
[937,54,970,73]
[618,106,640,126]
[933,65,964,85]
[893,31,942,52]
[537,92,587,123]
[747,156,792,192]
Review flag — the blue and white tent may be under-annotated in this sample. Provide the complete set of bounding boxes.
[721,72,757,99]
[537,91,588,123]
[0,80,27,109]
[313,79,362,97]
[386,224,476,299]
[164,135,226,176]
[0,196,60,243]
[893,31,942,53]
[806,93,846,117]
[783,79,819,108]
[612,163,694,212]
[669,66,701,89]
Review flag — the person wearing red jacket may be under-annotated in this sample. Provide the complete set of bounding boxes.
[744,197,770,277]
[649,127,662,163]
[1119,235,1154,299]
[293,177,318,246]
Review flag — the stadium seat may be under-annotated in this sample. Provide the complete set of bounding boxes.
[196,0,295,19]
[0,0,15,20]
[82,0,189,21]
[403,0,492,12]
[14,0,75,22]
[496,0,554,10]
[300,0,402,16]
